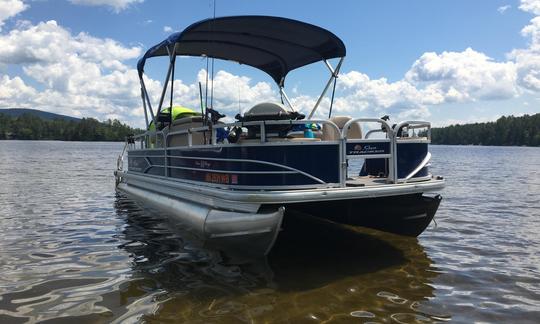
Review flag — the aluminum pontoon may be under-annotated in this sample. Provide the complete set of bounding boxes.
[115,16,445,255]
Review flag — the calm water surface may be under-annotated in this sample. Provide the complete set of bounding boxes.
[0,141,539,323]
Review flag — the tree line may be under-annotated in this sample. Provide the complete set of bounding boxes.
[0,113,142,141]
[1,111,538,145]
[431,113,540,146]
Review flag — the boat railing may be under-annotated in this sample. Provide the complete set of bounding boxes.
[394,121,431,141]
[393,121,432,183]
[125,118,432,188]
[162,119,342,186]
[130,130,166,149]
[341,118,395,184]
[164,119,341,145]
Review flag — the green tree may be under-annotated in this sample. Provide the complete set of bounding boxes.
[431,113,540,146]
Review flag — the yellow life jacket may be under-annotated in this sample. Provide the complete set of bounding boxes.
[148,106,200,131]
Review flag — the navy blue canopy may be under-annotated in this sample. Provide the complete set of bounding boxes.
[137,16,346,85]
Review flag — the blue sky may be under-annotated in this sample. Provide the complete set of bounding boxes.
[1,0,539,127]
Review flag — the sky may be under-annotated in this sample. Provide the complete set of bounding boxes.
[1,0,540,128]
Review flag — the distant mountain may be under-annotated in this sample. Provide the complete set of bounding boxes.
[0,108,81,122]
[0,109,141,141]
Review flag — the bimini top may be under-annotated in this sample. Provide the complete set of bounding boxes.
[137,15,346,85]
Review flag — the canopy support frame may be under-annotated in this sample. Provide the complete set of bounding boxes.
[156,44,178,117]
[308,57,344,119]
[279,87,295,112]
[140,77,156,128]
[141,87,149,128]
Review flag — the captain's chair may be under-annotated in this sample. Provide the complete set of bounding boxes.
[322,116,363,141]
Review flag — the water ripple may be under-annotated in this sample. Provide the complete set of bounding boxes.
[0,142,539,322]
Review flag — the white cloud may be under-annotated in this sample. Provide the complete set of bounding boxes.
[0,19,148,124]
[0,20,140,66]
[164,69,277,116]
[507,1,540,91]
[0,14,280,127]
[406,48,518,101]
[509,46,540,91]
[69,0,144,12]
[163,26,173,33]
[315,48,519,122]
[304,1,540,122]
[498,5,511,14]
[519,0,540,15]
[3,0,540,128]
[0,0,27,30]
[0,75,36,102]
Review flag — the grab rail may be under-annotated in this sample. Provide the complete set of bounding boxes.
[132,130,166,149]
[116,141,128,171]
[394,121,431,141]
[402,152,431,182]
[341,118,396,184]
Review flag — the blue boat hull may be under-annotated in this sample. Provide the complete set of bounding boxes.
[128,143,341,187]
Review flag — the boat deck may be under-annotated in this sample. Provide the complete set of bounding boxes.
[346,176,390,187]
[345,175,434,188]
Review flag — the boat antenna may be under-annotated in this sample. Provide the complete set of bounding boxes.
[199,81,207,144]
[210,59,215,109]
[210,0,216,109]
[198,82,204,116]
[205,57,209,110]
[203,0,213,111]
[169,54,175,123]
[238,79,241,114]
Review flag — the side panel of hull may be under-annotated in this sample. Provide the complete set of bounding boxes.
[128,144,340,187]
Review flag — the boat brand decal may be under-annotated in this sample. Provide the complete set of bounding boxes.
[127,156,151,173]
[195,160,212,168]
[347,142,390,155]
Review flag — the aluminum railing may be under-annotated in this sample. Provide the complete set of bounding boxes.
[123,118,432,188]
[392,121,432,183]
[164,119,341,146]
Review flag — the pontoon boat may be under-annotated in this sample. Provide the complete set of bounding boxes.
[114,16,445,255]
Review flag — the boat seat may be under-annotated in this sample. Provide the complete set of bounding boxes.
[237,137,321,144]
[172,115,203,126]
[285,137,321,142]
[269,137,321,142]
[398,136,429,140]
[287,130,323,138]
[322,116,362,141]
[168,116,205,146]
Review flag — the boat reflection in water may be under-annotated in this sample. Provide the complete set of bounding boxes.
[114,195,449,323]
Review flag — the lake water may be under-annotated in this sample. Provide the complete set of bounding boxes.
[0,141,539,323]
